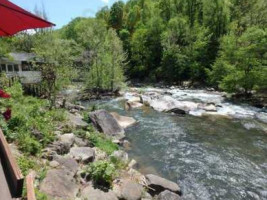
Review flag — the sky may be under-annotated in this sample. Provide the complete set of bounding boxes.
[11,0,127,29]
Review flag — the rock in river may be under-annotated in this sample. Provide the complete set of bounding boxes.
[157,190,181,200]
[89,110,125,139]
[110,112,137,128]
[145,174,181,196]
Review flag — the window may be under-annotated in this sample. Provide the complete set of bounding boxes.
[14,65,19,72]
[1,64,6,72]
[8,65,13,72]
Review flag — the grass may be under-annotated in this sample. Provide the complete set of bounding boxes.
[0,82,67,155]
[74,126,119,155]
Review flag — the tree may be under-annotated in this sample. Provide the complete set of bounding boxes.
[109,1,125,30]
[210,26,267,95]
[33,32,80,108]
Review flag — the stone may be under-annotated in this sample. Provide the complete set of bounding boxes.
[198,104,217,112]
[110,112,137,129]
[145,174,181,196]
[166,108,186,115]
[49,161,60,168]
[59,133,75,147]
[53,155,79,176]
[89,110,125,139]
[120,180,143,200]
[157,190,181,200]
[67,112,88,129]
[127,101,143,109]
[74,137,88,147]
[128,159,137,169]
[111,150,129,163]
[256,113,267,124]
[40,169,79,200]
[148,96,198,113]
[81,185,118,200]
[69,147,95,164]
[46,140,71,155]
[92,147,108,161]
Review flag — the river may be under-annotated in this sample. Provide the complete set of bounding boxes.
[82,88,267,200]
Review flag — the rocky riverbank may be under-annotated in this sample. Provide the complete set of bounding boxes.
[17,99,183,200]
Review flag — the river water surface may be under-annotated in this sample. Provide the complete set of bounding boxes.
[82,88,267,200]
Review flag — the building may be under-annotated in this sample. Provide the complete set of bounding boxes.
[0,52,42,84]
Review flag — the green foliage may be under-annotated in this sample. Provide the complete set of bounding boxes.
[17,156,36,176]
[73,127,119,155]
[87,160,116,187]
[88,131,119,155]
[210,26,267,94]
[1,83,66,155]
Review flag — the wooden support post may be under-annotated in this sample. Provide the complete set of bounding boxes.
[26,171,36,200]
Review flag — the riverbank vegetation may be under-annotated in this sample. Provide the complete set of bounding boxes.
[1,0,266,99]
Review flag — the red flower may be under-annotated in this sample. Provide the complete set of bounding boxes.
[3,108,11,121]
[0,90,11,98]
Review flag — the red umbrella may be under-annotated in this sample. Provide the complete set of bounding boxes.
[0,0,55,36]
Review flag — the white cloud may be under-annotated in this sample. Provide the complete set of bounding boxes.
[101,0,110,3]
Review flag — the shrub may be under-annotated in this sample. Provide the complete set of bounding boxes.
[87,160,116,187]
[17,156,36,176]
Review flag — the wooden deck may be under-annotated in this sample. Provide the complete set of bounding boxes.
[0,129,24,199]
[0,160,13,200]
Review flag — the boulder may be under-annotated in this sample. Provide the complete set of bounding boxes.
[111,150,129,163]
[145,174,181,196]
[53,155,79,176]
[126,101,143,109]
[74,137,89,147]
[67,112,88,129]
[256,113,267,124]
[58,133,75,147]
[40,169,79,200]
[148,96,198,113]
[166,108,186,115]
[114,179,143,200]
[157,190,181,200]
[110,112,137,129]
[198,104,217,112]
[81,185,118,200]
[46,140,71,155]
[69,147,95,164]
[89,110,125,139]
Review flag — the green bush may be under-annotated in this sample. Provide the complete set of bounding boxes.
[87,132,118,155]
[87,160,116,187]
[17,156,36,176]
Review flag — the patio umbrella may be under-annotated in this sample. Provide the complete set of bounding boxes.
[0,0,55,36]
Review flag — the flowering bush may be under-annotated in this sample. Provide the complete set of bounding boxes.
[0,89,11,121]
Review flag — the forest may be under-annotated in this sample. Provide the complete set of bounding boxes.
[1,0,267,96]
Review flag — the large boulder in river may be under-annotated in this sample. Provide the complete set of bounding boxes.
[157,190,181,200]
[89,110,125,139]
[148,95,198,113]
[40,169,79,200]
[145,174,181,196]
[110,112,137,128]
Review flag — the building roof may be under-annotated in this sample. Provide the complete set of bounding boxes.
[0,52,36,64]
[9,52,36,62]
